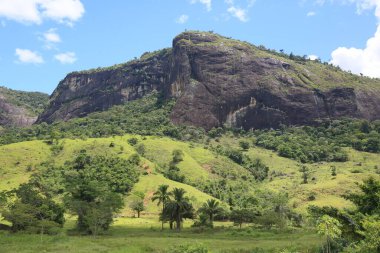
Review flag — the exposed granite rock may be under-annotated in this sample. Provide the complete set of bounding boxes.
[37,31,380,130]
[0,87,49,127]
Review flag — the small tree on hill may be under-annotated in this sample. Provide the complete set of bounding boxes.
[130,200,145,218]
[317,215,342,253]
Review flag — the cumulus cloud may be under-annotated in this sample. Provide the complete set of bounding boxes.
[331,26,380,77]
[176,14,189,24]
[54,52,76,64]
[40,28,61,50]
[225,0,255,22]
[329,0,380,77]
[190,0,212,11]
[307,11,316,16]
[227,6,249,22]
[0,0,84,25]
[15,48,44,64]
[43,28,61,42]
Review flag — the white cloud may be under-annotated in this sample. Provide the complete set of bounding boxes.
[0,0,84,25]
[307,11,316,16]
[329,0,380,77]
[190,0,212,11]
[331,26,380,77]
[176,14,189,24]
[43,28,61,43]
[40,28,61,50]
[15,48,44,64]
[54,52,76,64]
[308,54,319,60]
[227,6,249,22]
[225,0,255,22]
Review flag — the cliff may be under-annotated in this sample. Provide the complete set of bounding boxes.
[37,31,380,130]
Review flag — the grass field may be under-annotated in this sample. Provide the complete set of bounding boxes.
[0,218,322,253]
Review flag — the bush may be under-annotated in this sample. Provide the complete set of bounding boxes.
[127,138,138,146]
[239,140,250,150]
[168,243,209,253]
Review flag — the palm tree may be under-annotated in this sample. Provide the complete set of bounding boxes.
[198,199,222,227]
[165,188,194,231]
[151,185,171,230]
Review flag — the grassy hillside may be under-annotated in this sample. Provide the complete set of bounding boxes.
[1,133,379,215]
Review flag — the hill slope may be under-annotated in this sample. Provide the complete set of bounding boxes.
[1,134,379,215]
[0,86,49,127]
[37,31,380,130]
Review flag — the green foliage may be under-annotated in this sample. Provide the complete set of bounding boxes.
[152,184,172,230]
[0,94,205,146]
[64,153,140,234]
[2,183,64,234]
[344,177,380,215]
[239,140,250,150]
[130,200,145,218]
[317,215,342,253]
[168,243,209,253]
[198,199,223,227]
[163,164,185,183]
[0,86,49,116]
[349,217,380,253]
[230,208,256,228]
[172,149,184,163]
[127,138,138,146]
[135,143,146,156]
[254,120,378,163]
[163,188,194,231]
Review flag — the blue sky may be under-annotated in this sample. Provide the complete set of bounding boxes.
[0,0,379,94]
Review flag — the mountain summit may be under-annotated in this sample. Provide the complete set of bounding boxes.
[37,31,380,130]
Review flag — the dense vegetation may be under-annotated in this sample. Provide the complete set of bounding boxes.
[253,119,380,163]
[0,153,140,235]
[0,93,204,145]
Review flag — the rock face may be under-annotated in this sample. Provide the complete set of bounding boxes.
[0,87,49,127]
[37,31,380,130]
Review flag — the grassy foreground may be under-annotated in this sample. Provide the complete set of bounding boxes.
[0,218,321,253]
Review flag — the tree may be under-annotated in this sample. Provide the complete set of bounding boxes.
[353,217,380,253]
[164,188,194,231]
[64,154,139,234]
[136,144,146,156]
[317,215,342,253]
[198,199,223,227]
[300,165,310,184]
[344,177,380,215]
[130,200,145,218]
[230,208,255,229]
[2,183,64,234]
[239,140,250,150]
[152,184,172,230]
[172,149,184,163]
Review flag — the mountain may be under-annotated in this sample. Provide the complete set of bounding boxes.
[37,31,380,130]
[0,86,49,127]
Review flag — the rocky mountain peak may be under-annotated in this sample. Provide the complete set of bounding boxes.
[36,31,380,130]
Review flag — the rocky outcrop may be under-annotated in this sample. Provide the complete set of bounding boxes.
[0,87,49,127]
[37,31,380,130]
